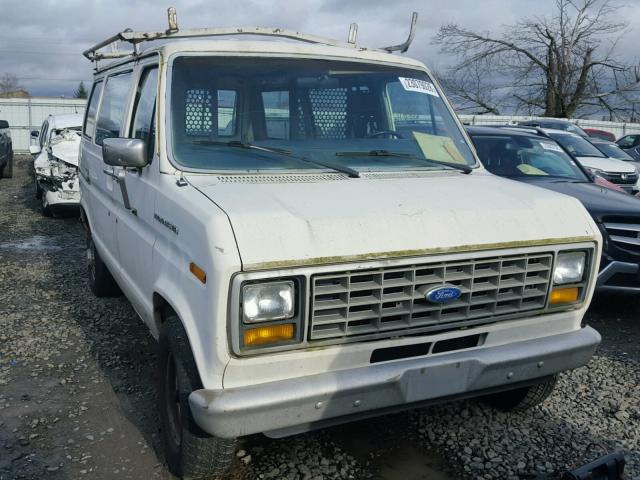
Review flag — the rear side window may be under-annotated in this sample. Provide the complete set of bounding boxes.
[83,81,103,139]
[617,135,637,149]
[262,91,290,140]
[95,71,132,145]
[131,66,159,161]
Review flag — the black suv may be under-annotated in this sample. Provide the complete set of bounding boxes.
[0,120,13,178]
[468,125,640,293]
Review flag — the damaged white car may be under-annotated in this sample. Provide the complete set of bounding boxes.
[30,113,83,216]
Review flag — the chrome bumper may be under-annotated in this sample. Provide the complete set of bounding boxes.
[596,260,640,293]
[189,327,600,439]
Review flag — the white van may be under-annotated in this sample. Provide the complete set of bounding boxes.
[79,10,602,478]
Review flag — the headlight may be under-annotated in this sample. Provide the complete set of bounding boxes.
[553,252,585,285]
[242,281,295,323]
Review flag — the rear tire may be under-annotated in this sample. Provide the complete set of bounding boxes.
[483,376,557,412]
[159,314,236,479]
[4,154,12,178]
[86,233,120,297]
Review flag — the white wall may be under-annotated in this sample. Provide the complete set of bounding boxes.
[0,98,86,152]
[459,114,640,140]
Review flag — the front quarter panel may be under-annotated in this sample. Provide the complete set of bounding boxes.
[152,172,241,389]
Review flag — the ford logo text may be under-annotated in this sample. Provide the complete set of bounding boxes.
[425,284,462,304]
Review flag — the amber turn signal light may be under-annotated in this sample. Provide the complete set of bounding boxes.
[244,323,295,347]
[189,262,206,284]
[549,287,579,305]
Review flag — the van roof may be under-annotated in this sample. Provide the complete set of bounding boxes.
[93,39,428,75]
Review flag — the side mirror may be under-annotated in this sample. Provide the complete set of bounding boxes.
[0,120,9,129]
[29,145,41,155]
[102,138,148,168]
[30,130,40,138]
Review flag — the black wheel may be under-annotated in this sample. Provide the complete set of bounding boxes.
[159,315,236,479]
[35,178,43,200]
[41,193,53,217]
[4,154,12,178]
[86,233,120,297]
[483,376,557,412]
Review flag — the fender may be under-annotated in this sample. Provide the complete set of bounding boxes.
[153,278,226,391]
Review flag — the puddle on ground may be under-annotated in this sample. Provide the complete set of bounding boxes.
[0,235,61,251]
[332,418,454,480]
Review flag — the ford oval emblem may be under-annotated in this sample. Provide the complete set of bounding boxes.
[425,284,462,304]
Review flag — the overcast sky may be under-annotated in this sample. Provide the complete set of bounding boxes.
[1,0,639,97]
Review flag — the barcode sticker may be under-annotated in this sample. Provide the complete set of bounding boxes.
[398,77,440,97]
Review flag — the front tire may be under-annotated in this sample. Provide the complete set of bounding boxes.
[483,376,557,412]
[86,233,120,297]
[35,178,43,199]
[159,315,236,479]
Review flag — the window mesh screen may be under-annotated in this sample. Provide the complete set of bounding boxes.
[309,88,347,139]
[296,88,348,139]
[185,89,213,136]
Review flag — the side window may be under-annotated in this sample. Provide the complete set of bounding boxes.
[618,135,637,148]
[95,71,133,146]
[131,66,158,161]
[39,121,49,148]
[262,91,290,140]
[83,81,103,139]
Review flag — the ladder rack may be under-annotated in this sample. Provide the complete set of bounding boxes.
[83,7,418,65]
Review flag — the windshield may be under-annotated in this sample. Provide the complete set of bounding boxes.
[545,132,605,158]
[169,57,476,173]
[471,134,589,181]
[594,142,634,161]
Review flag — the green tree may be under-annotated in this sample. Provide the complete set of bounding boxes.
[74,81,88,99]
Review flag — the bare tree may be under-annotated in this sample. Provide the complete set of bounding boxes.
[0,74,24,96]
[434,0,640,119]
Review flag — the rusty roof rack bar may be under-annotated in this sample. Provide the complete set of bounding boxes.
[83,7,418,64]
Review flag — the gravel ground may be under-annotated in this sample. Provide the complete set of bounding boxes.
[0,155,638,480]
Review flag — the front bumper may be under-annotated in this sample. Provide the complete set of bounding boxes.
[189,326,600,439]
[42,188,80,208]
[596,259,640,293]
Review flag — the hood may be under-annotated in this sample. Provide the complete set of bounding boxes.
[187,172,597,270]
[50,131,81,167]
[517,178,640,221]
[577,156,637,173]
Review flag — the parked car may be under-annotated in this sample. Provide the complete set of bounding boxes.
[542,129,640,194]
[589,137,638,164]
[80,11,601,478]
[616,133,640,161]
[0,120,13,178]
[30,113,83,216]
[517,118,589,137]
[468,125,640,294]
[583,128,616,142]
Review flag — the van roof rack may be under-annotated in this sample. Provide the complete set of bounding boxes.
[83,7,418,67]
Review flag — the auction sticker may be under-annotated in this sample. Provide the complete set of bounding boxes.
[399,77,440,97]
[539,141,564,152]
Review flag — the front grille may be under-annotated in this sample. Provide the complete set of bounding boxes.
[603,220,640,253]
[309,253,553,340]
[602,171,638,185]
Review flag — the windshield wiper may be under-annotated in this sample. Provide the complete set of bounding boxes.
[335,149,473,174]
[193,140,361,178]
